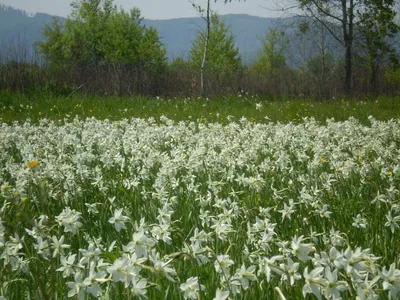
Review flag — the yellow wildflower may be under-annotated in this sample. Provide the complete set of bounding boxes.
[28,160,40,169]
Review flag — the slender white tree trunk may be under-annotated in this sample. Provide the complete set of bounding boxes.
[201,0,211,99]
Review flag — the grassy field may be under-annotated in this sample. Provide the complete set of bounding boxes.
[1,91,399,124]
[0,92,400,299]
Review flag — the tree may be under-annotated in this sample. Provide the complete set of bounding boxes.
[293,18,341,98]
[306,53,337,96]
[190,13,241,95]
[357,1,399,93]
[299,0,355,94]
[38,0,166,71]
[253,28,288,74]
[190,0,244,98]
[298,0,399,95]
[191,0,211,98]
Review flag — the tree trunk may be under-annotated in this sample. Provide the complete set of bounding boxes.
[344,41,352,94]
[320,25,327,98]
[342,0,354,95]
[201,0,211,99]
[370,65,377,95]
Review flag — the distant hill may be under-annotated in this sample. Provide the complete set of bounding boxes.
[0,4,291,63]
[142,15,289,63]
[0,5,65,54]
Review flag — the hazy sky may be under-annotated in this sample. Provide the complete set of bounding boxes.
[0,0,294,19]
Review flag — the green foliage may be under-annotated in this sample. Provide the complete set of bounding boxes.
[39,19,66,66]
[169,57,191,70]
[253,28,288,74]
[385,68,400,84]
[38,0,166,71]
[358,0,400,87]
[298,0,400,92]
[190,14,241,77]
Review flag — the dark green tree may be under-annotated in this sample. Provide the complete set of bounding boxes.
[38,0,166,71]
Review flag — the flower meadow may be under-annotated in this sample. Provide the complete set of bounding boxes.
[0,116,399,299]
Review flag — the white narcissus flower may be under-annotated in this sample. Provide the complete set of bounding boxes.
[352,214,368,229]
[55,207,83,235]
[180,277,205,300]
[106,257,129,283]
[108,208,130,232]
[281,257,301,286]
[50,235,70,258]
[34,236,50,259]
[67,273,85,299]
[315,204,332,219]
[380,263,400,298]
[340,247,370,277]
[323,267,348,300]
[258,255,284,283]
[278,200,296,221]
[131,277,148,298]
[356,273,380,300]
[82,262,108,297]
[186,241,210,265]
[124,229,151,258]
[150,251,177,282]
[57,254,77,278]
[210,219,233,242]
[7,233,24,255]
[213,288,229,300]
[385,211,400,233]
[79,242,101,265]
[151,223,172,244]
[291,235,314,263]
[214,254,234,275]
[85,202,101,215]
[105,253,146,288]
[303,266,324,300]
[233,264,257,290]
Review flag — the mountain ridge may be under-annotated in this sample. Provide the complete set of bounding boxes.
[0,4,287,62]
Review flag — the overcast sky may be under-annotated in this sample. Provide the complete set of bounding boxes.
[0,0,295,19]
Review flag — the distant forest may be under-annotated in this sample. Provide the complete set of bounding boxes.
[0,2,399,98]
[0,4,320,63]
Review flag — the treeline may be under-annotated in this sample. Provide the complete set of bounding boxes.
[0,0,399,99]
